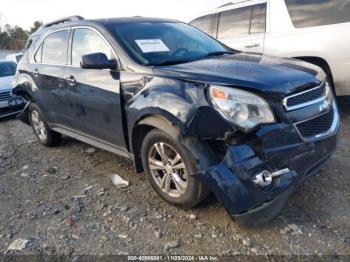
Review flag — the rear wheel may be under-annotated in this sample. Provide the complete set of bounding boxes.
[141,129,209,208]
[29,103,62,147]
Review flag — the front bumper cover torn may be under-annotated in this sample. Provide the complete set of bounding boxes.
[195,145,297,218]
[194,120,337,225]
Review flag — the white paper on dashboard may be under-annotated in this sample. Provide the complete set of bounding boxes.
[135,39,170,53]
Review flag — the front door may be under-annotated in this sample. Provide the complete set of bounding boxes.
[64,28,126,148]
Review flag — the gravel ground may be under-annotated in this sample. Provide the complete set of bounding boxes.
[0,98,349,258]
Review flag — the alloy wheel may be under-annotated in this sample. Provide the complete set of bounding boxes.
[148,142,188,198]
[31,110,47,141]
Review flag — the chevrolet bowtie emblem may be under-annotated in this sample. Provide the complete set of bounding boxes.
[319,99,330,113]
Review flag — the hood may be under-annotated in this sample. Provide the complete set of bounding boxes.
[153,53,326,99]
[0,75,14,92]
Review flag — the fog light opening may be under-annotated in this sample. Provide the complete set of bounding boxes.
[253,170,273,187]
[253,168,291,188]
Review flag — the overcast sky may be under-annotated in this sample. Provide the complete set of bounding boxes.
[1,0,226,29]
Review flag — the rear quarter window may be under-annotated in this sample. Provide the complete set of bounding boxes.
[23,36,39,63]
[285,0,350,28]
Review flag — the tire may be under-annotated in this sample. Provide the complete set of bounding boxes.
[326,75,336,96]
[141,129,209,209]
[28,103,62,147]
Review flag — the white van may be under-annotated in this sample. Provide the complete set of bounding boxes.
[190,0,350,96]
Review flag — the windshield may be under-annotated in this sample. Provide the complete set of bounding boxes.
[0,62,16,77]
[107,21,232,66]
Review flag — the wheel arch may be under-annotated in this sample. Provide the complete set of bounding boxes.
[130,114,217,173]
[13,89,35,126]
[130,115,185,173]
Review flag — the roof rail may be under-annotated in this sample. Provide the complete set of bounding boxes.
[217,0,250,8]
[43,16,84,28]
[218,2,233,8]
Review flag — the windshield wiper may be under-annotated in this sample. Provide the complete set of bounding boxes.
[153,59,195,66]
[201,51,235,58]
[152,51,235,66]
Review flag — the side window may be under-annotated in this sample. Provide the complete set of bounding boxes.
[218,6,252,39]
[250,3,267,34]
[285,0,350,28]
[71,28,115,67]
[41,30,69,64]
[190,15,215,35]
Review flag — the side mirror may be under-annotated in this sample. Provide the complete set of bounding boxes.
[81,52,117,70]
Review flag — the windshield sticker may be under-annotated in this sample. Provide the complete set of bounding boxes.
[135,39,170,53]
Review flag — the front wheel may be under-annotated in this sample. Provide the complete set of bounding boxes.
[141,129,209,208]
[29,103,62,147]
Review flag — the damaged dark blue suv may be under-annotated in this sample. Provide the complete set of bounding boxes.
[13,16,339,226]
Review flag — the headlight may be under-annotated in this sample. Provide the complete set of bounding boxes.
[209,85,275,130]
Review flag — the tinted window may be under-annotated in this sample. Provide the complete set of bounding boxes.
[285,0,350,28]
[0,62,16,77]
[71,28,115,66]
[41,30,69,64]
[190,15,214,35]
[218,6,252,39]
[107,22,228,66]
[250,4,267,34]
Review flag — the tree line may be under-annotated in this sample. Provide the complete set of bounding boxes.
[0,21,43,50]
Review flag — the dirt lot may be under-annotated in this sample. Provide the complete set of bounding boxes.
[0,99,349,258]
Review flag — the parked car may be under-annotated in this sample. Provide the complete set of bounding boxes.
[190,0,350,96]
[0,60,25,118]
[13,16,339,226]
[6,52,23,64]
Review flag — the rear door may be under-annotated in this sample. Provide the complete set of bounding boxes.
[31,29,70,124]
[217,2,267,53]
[64,27,126,148]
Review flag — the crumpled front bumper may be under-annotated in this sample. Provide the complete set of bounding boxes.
[195,118,339,225]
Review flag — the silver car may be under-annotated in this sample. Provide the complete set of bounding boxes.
[0,60,25,118]
[190,0,350,96]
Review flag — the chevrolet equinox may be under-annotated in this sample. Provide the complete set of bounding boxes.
[13,16,339,226]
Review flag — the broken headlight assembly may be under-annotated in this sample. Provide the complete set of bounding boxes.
[209,85,275,130]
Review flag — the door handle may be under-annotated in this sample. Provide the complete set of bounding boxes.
[65,75,77,86]
[245,43,260,48]
[33,69,39,77]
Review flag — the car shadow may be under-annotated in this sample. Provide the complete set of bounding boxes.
[0,114,19,123]
[338,96,350,117]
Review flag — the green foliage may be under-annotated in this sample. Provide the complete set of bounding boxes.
[0,20,43,50]
[29,21,43,35]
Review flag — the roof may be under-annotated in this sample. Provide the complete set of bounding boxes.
[32,16,180,36]
[94,17,179,25]
[191,0,265,20]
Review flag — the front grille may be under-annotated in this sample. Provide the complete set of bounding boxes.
[0,91,12,102]
[296,108,334,138]
[287,85,325,108]
[284,83,326,111]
